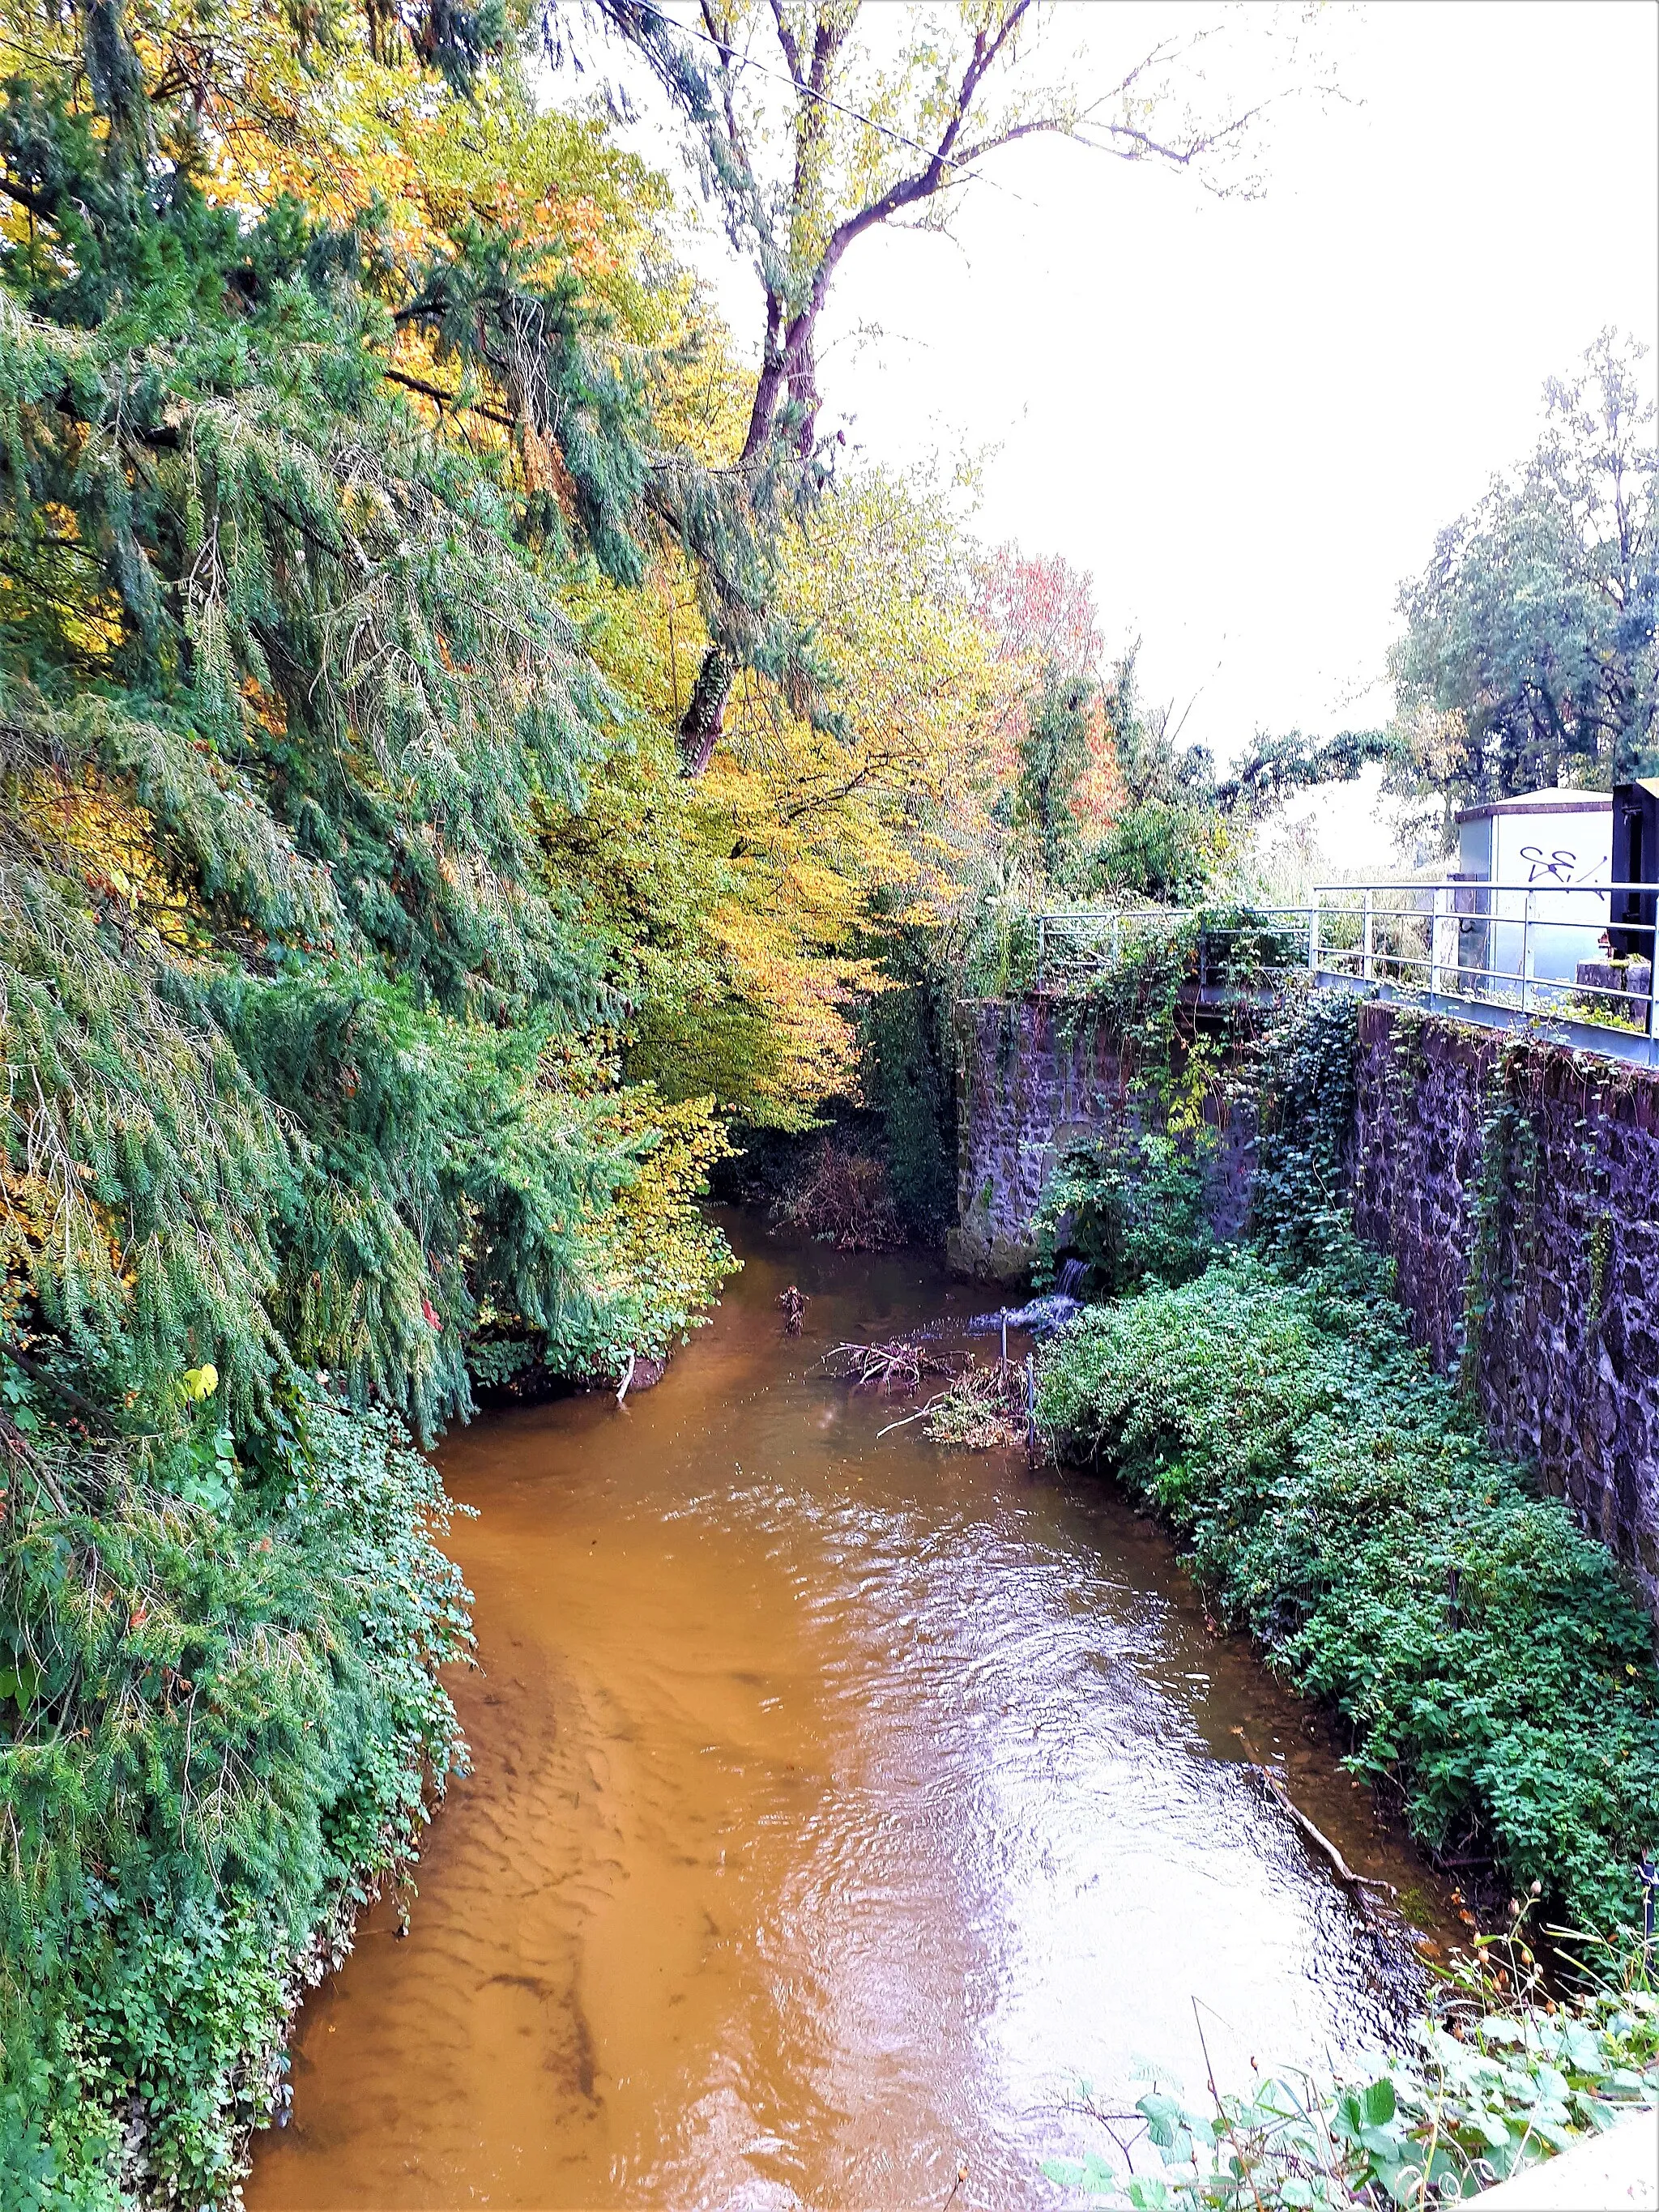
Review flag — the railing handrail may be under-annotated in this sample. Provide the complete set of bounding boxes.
[1031,904,1314,925]
[1315,879,1646,897]
[1027,884,1659,1069]
[1034,883,1659,915]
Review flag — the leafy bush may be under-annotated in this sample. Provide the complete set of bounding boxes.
[1193,906,1305,984]
[622,998,785,1120]
[1085,799,1230,906]
[1037,1243,1659,1935]
[1029,918,1228,1296]
[0,1380,471,2208]
[1034,1131,1213,1298]
[1046,1954,1659,2209]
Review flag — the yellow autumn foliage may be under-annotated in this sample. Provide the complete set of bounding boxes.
[582,1085,737,1327]
[1,0,1027,1166]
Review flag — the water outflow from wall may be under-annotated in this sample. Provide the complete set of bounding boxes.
[249,1215,1451,2211]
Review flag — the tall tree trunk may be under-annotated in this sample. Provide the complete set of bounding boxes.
[685,275,831,774]
[741,354,787,464]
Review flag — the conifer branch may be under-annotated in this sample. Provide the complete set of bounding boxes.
[381,366,517,431]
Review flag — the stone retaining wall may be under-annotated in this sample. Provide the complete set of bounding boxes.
[950,987,1659,1617]
[947,997,1252,1281]
[1351,1000,1659,1613]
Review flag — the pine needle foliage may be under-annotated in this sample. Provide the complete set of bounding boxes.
[0,6,739,2196]
[0,15,726,1437]
[0,1380,472,2205]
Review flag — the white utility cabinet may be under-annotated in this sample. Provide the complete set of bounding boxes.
[1454,786,1612,999]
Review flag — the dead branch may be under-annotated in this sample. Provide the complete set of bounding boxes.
[821,1340,952,1393]
[1250,1765,1398,1900]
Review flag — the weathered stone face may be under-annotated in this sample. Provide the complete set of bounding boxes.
[1350,1003,1659,1615]
[947,997,1253,1282]
[953,989,1659,1622]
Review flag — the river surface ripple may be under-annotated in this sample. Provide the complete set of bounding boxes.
[249,1215,1451,2210]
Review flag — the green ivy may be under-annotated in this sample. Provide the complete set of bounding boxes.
[1247,983,1364,1266]
[1030,910,1301,1294]
[1037,1242,1659,1937]
[1044,1962,1659,2210]
[1033,1129,1213,1298]
[858,921,957,1242]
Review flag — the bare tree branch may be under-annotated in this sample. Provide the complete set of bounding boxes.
[582,0,1322,770]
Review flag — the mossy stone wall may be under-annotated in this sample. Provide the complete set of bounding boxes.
[947,997,1252,1281]
[1351,1000,1659,1616]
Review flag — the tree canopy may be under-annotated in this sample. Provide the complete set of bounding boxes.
[1390,330,1657,819]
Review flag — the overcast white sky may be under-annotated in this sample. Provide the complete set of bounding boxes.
[608,2,1659,868]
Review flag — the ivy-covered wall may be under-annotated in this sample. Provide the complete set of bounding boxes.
[948,997,1253,1280]
[1350,1001,1659,1617]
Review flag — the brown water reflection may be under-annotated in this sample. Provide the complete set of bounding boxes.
[249,1215,1452,2210]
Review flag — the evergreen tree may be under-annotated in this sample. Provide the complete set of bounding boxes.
[0,2,739,2194]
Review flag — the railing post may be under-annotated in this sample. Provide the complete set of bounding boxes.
[1363,889,1375,982]
[1431,884,1450,997]
[1307,896,1319,976]
[1111,914,1121,966]
[1520,889,1533,1015]
[1037,912,1046,988]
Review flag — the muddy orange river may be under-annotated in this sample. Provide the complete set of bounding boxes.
[249,1216,1451,2210]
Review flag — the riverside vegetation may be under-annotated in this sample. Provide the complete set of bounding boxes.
[1032,985,1659,2206]
[1,0,1653,2201]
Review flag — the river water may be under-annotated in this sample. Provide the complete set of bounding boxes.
[249,1216,1450,2210]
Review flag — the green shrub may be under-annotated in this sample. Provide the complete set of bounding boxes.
[1046,1962,1659,2209]
[1037,1242,1659,1936]
[1033,1129,1213,1298]
[1085,800,1228,906]
[622,998,784,1120]
[0,1383,471,2207]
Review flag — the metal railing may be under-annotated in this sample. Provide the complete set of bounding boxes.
[1031,884,1659,1067]
[1033,906,1310,992]
[1309,879,1658,1051]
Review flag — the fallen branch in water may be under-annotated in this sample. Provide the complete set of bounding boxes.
[1248,1763,1398,1899]
[876,1392,949,1438]
[821,1340,951,1393]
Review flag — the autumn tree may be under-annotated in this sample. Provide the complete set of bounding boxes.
[610,463,1018,1121]
[972,543,1102,678]
[583,0,1338,769]
[969,542,1104,886]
